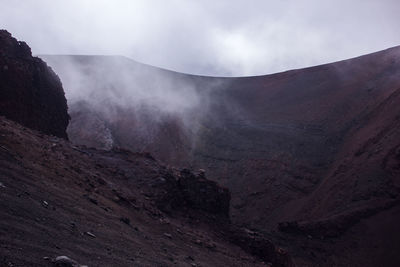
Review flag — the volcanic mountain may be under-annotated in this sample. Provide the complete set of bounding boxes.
[42,45,400,266]
[1,26,399,266]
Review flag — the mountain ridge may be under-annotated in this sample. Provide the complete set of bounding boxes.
[40,44,400,78]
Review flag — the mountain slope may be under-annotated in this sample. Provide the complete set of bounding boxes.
[42,45,400,227]
[1,116,294,267]
[42,46,400,266]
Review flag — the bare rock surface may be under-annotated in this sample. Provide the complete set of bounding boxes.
[0,30,69,139]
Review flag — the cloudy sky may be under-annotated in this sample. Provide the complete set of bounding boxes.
[1,0,399,76]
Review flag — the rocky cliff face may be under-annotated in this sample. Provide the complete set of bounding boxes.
[0,30,69,138]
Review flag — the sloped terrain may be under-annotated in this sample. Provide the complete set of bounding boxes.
[0,116,292,267]
[42,45,400,266]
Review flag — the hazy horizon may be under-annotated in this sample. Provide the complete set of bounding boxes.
[1,0,399,76]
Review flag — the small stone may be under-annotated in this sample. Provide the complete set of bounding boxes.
[53,256,79,267]
[163,233,172,239]
[88,197,98,205]
[120,217,130,225]
[85,231,96,238]
[42,201,49,207]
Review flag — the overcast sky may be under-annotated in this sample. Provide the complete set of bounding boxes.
[1,0,399,76]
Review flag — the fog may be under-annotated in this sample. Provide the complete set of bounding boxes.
[1,0,399,76]
[41,55,226,151]
[2,0,399,152]
[43,56,205,117]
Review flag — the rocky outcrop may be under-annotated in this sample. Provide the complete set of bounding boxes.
[152,168,231,218]
[101,150,294,265]
[0,30,69,138]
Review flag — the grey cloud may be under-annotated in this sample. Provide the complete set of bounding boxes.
[1,0,399,76]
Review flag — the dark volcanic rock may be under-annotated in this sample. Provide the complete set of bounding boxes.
[0,30,69,138]
[154,168,231,218]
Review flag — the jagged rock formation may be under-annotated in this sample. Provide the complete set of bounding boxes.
[153,168,231,218]
[0,30,69,138]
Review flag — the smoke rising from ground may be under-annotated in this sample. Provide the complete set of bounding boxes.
[1,0,400,76]
[43,56,203,117]
[42,55,225,150]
